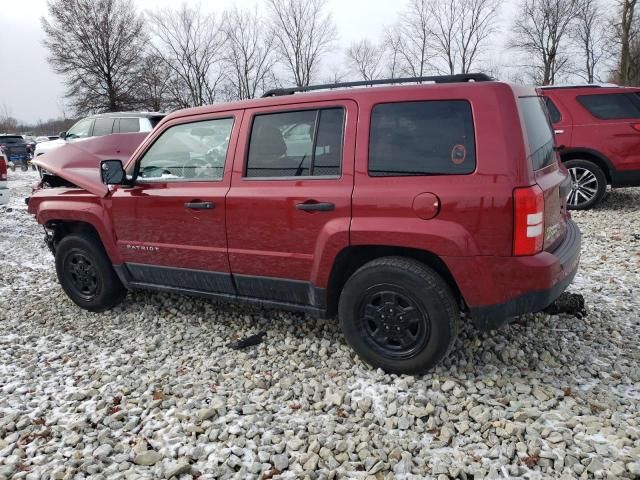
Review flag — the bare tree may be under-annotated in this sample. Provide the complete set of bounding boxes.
[148,3,225,107]
[136,54,174,111]
[0,102,18,133]
[510,0,581,85]
[222,7,277,100]
[614,0,639,85]
[573,0,609,82]
[429,0,498,74]
[42,0,146,115]
[267,0,337,87]
[382,26,404,78]
[397,0,434,77]
[346,39,384,81]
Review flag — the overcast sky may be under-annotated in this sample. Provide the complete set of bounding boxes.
[2,0,520,124]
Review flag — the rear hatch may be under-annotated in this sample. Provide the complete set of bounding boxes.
[0,136,29,160]
[518,96,568,252]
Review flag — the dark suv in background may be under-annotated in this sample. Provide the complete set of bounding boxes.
[0,135,30,171]
[540,85,640,209]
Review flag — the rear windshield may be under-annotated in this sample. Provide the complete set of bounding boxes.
[577,93,640,119]
[519,96,556,170]
[368,100,476,176]
[0,136,25,144]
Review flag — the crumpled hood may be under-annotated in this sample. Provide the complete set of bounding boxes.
[33,132,148,197]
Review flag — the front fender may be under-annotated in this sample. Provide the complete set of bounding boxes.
[31,193,121,264]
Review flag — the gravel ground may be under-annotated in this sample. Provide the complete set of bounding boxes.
[1,170,639,480]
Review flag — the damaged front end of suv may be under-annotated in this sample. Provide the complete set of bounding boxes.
[27,132,149,255]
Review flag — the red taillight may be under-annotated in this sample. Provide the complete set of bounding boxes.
[513,185,545,256]
[631,122,640,132]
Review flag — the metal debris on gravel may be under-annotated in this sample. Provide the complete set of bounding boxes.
[1,171,639,479]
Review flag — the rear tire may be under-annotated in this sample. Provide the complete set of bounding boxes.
[564,159,607,210]
[55,233,126,312]
[338,257,458,375]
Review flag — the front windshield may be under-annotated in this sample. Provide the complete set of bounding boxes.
[66,118,93,139]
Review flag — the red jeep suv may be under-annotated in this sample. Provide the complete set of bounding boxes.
[540,85,640,209]
[28,74,581,374]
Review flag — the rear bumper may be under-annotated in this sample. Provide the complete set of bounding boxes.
[611,168,640,188]
[448,220,581,330]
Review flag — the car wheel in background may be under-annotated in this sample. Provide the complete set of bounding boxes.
[565,159,607,210]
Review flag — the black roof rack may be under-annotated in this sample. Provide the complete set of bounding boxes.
[538,84,613,90]
[262,73,493,97]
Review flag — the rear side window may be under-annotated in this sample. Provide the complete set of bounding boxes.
[577,93,640,119]
[544,97,562,123]
[519,97,556,170]
[119,118,141,133]
[246,108,344,178]
[92,118,114,136]
[368,100,476,176]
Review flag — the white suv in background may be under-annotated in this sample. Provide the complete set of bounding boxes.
[34,112,165,158]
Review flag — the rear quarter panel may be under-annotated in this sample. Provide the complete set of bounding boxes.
[351,82,530,258]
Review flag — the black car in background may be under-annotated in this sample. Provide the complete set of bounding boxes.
[0,135,30,171]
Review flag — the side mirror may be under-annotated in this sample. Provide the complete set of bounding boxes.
[100,159,126,185]
[59,131,67,140]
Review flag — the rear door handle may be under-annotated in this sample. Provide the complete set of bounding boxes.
[554,129,565,134]
[296,201,335,212]
[185,201,215,210]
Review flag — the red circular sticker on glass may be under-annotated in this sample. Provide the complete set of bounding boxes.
[451,144,467,165]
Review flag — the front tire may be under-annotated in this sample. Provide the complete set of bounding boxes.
[338,257,459,375]
[565,159,607,210]
[55,233,126,312]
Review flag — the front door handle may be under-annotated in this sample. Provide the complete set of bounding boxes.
[185,201,215,210]
[554,129,565,134]
[296,201,335,212]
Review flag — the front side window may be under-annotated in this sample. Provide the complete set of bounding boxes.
[577,93,640,119]
[137,117,234,181]
[246,108,344,178]
[368,100,476,176]
[92,118,114,136]
[66,118,94,139]
[544,97,562,123]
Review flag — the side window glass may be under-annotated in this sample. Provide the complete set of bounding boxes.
[92,118,115,137]
[544,97,562,123]
[369,100,476,176]
[66,119,94,139]
[246,108,344,178]
[314,109,344,176]
[119,118,141,133]
[577,93,640,119]
[138,117,234,181]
